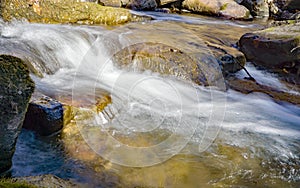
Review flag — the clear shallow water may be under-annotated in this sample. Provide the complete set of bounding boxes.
[0,13,299,187]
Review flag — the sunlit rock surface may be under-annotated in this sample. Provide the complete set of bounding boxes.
[1,0,144,25]
[0,55,34,174]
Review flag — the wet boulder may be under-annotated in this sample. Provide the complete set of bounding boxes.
[23,95,64,136]
[182,0,252,20]
[239,22,300,84]
[0,55,35,174]
[1,0,148,25]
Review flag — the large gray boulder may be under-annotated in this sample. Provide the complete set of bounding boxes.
[0,55,35,174]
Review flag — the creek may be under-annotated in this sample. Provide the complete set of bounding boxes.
[0,12,299,187]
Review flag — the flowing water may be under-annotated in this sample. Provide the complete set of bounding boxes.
[0,12,299,187]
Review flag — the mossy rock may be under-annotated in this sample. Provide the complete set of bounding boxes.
[15,175,80,188]
[0,178,37,188]
[0,55,35,174]
[1,0,147,25]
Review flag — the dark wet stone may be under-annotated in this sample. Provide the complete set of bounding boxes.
[23,95,63,136]
[285,0,300,11]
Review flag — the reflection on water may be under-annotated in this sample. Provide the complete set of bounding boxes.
[12,125,300,187]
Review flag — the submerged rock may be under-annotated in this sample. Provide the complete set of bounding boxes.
[1,0,146,25]
[239,22,300,84]
[23,94,64,136]
[0,55,35,174]
[182,0,252,19]
[112,42,209,85]
[227,76,300,105]
[112,21,254,83]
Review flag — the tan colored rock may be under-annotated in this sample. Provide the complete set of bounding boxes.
[182,0,252,19]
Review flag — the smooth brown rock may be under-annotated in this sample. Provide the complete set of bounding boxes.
[239,22,300,84]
